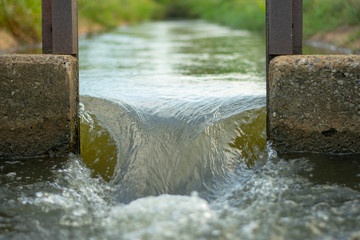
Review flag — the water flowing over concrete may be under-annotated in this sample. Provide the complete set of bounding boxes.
[0,21,359,240]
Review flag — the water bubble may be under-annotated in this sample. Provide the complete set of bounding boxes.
[6,172,16,178]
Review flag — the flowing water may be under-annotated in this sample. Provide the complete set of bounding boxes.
[1,21,360,239]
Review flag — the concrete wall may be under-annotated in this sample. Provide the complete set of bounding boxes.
[268,55,360,153]
[0,54,79,158]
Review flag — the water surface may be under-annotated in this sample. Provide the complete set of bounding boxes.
[1,21,359,240]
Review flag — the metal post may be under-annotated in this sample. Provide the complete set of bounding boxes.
[266,0,302,136]
[42,0,52,54]
[42,0,78,57]
[292,0,303,55]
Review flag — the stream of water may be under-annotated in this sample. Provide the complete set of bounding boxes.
[1,20,360,240]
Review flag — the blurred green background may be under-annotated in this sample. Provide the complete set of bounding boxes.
[1,0,360,49]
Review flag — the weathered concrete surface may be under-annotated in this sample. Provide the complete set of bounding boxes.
[0,54,79,158]
[268,55,360,153]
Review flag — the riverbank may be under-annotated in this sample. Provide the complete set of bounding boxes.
[2,23,360,54]
[0,19,102,52]
[307,25,360,53]
[2,23,359,54]
[0,29,18,50]
[0,21,105,53]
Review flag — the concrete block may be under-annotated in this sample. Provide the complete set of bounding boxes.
[0,54,79,158]
[268,55,360,153]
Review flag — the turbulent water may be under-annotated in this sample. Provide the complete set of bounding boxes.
[1,21,360,239]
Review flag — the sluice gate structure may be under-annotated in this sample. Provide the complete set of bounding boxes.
[0,0,359,158]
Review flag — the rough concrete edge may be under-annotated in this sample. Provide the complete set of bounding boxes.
[268,54,360,154]
[0,54,79,159]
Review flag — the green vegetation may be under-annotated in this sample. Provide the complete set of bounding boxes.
[303,0,360,37]
[168,0,360,38]
[0,0,164,44]
[164,0,266,32]
[78,0,163,29]
[0,0,41,43]
[1,0,360,46]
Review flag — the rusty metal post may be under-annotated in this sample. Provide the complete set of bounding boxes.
[266,0,302,137]
[292,0,303,55]
[52,0,78,56]
[42,0,78,57]
[42,0,52,54]
[268,0,293,55]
